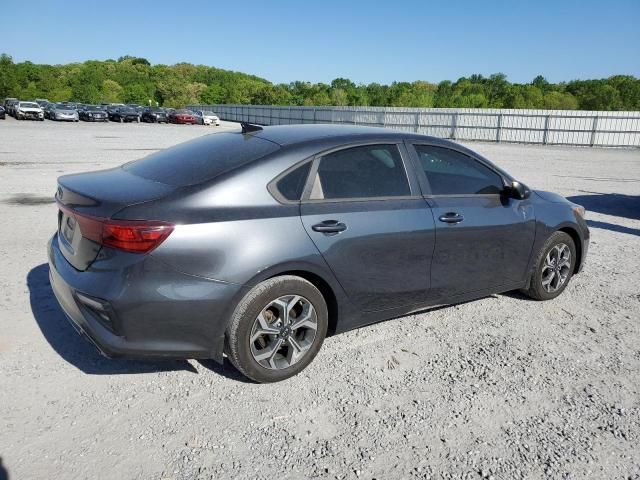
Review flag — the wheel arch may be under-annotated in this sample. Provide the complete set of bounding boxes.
[558,226,582,274]
[266,269,340,336]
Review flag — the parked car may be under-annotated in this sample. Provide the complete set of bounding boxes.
[194,110,220,126]
[5,98,19,116]
[48,124,589,383]
[4,97,18,110]
[0,106,5,119]
[168,109,197,124]
[141,107,168,123]
[15,101,45,120]
[79,105,108,122]
[108,106,140,123]
[35,98,50,109]
[49,103,79,122]
[44,103,55,119]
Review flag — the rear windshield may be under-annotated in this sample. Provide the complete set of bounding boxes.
[123,133,280,186]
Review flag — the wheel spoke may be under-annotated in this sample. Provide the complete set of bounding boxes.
[286,335,308,365]
[284,295,302,325]
[545,251,554,267]
[250,312,280,342]
[253,338,284,368]
[541,270,556,291]
[290,310,317,331]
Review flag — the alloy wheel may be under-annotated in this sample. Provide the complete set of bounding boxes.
[541,243,571,293]
[249,295,318,370]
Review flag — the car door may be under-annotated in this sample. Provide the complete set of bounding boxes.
[299,142,436,313]
[406,143,536,299]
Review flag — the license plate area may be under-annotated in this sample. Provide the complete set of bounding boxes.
[60,211,77,244]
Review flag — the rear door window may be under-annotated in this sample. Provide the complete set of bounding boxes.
[123,133,280,186]
[309,144,410,200]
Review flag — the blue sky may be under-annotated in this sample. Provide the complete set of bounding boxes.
[3,0,639,85]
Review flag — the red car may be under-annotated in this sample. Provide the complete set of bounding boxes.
[168,109,197,124]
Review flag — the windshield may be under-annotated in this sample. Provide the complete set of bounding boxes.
[175,109,192,114]
[20,102,40,108]
[55,104,72,109]
[120,107,136,113]
[203,111,216,116]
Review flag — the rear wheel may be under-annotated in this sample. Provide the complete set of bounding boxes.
[521,231,576,300]
[226,276,328,383]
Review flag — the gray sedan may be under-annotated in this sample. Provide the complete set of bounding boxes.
[48,124,589,382]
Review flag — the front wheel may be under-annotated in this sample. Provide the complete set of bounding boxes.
[226,276,328,383]
[521,231,576,301]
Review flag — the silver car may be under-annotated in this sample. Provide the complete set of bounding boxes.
[194,110,220,126]
[49,103,79,122]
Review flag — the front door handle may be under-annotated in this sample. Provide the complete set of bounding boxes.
[438,212,464,224]
[312,220,347,234]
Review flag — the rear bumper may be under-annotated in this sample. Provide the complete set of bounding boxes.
[47,233,239,362]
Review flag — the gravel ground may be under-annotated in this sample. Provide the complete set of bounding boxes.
[0,118,639,480]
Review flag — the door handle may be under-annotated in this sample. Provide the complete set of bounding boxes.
[312,220,347,234]
[438,212,464,224]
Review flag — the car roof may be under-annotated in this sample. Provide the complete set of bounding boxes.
[246,124,512,180]
[251,124,455,148]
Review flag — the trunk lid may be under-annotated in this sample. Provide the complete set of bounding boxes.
[56,167,176,270]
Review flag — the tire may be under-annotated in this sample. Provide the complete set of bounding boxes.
[521,231,576,301]
[226,275,328,383]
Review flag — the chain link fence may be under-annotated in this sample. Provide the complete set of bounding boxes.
[188,104,640,148]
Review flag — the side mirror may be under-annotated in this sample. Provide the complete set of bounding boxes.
[507,181,530,200]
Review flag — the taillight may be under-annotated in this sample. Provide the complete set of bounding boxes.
[58,203,174,254]
[102,221,173,253]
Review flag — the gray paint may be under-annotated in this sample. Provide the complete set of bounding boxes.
[48,124,589,362]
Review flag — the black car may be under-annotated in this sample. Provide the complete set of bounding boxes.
[108,106,140,123]
[140,107,168,123]
[0,106,5,119]
[48,124,589,383]
[79,105,108,122]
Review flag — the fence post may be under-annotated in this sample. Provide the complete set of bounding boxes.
[590,115,599,147]
[450,113,458,140]
[542,115,550,145]
[496,113,503,142]
[414,112,420,133]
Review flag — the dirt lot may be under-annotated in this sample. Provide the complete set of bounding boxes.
[0,117,639,480]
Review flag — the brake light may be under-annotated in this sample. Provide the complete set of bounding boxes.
[58,203,174,254]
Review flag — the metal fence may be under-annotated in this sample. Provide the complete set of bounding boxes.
[188,104,640,148]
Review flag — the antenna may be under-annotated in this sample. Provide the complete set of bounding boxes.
[241,122,263,134]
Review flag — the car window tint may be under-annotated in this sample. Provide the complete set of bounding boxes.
[310,144,410,200]
[276,162,311,201]
[414,145,504,195]
[123,133,280,187]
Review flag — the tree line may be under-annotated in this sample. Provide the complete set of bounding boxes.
[1,54,638,111]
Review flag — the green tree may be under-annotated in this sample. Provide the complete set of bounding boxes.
[100,79,124,103]
[543,91,579,110]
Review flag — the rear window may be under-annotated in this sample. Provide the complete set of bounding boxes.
[123,133,280,186]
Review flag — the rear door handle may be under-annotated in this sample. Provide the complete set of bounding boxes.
[438,212,464,224]
[312,220,347,234]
